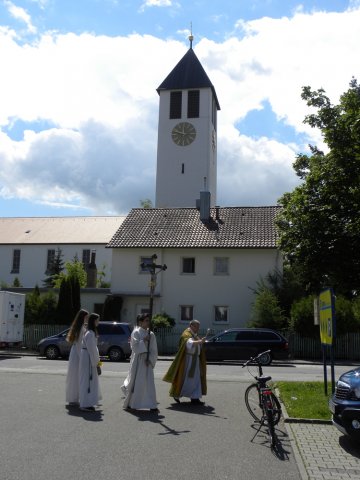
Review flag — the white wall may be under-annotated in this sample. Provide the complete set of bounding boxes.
[0,244,113,288]
[111,248,282,329]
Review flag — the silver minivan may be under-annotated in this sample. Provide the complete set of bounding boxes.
[37,321,133,361]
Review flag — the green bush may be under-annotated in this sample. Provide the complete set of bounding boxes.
[335,295,360,335]
[248,288,287,330]
[152,312,176,329]
[25,286,58,324]
[290,296,318,337]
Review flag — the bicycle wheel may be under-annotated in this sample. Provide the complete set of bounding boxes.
[245,384,262,422]
[265,405,276,448]
[269,392,282,425]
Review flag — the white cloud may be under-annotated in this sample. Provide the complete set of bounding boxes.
[0,7,359,214]
[4,1,37,34]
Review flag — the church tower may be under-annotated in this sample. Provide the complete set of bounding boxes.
[155,38,220,208]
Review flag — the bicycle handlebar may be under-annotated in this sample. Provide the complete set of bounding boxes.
[242,350,271,368]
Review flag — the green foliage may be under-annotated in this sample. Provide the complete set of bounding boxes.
[152,312,176,329]
[290,296,318,337]
[56,277,74,324]
[54,260,87,288]
[97,263,110,288]
[53,259,85,324]
[277,78,360,296]
[248,288,287,330]
[290,294,360,337]
[25,286,57,324]
[12,277,22,287]
[140,198,153,209]
[252,266,306,321]
[43,248,64,288]
[335,295,360,335]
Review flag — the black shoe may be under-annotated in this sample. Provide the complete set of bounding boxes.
[173,397,180,404]
[191,399,204,405]
[80,406,95,412]
[150,408,160,413]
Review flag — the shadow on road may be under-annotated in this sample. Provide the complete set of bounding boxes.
[65,405,104,422]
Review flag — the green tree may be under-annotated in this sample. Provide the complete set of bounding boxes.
[54,259,86,324]
[290,296,318,337]
[56,277,74,324]
[140,198,153,209]
[248,288,287,331]
[12,277,22,287]
[43,248,64,287]
[277,79,360,296]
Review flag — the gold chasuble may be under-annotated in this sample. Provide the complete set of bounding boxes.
[163,328,207,397]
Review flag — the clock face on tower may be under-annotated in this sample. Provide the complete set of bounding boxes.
[171,122,196,146]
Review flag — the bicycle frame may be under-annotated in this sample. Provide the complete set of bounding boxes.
[243,350,281,448]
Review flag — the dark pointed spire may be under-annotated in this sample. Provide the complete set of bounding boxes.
[157,43,220,110]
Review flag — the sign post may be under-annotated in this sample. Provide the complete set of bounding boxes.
[319,288,336,395]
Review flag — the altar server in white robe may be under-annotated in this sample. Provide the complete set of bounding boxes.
[79,313,102,412]
[65,309,88,405]
[123,313,158,412]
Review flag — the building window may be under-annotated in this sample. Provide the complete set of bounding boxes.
[82,249,91,267]
[212,97,217,129]
[170,91,182,119]
[11,249,21,273]
[140,256,153,273]
[182,257,195,274]
[214,306,229,323]
[46,249,55,274]
[214,257,229,275]
[180,305,193,322]
[187,90,199,118]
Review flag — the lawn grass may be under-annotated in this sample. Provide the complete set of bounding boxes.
[275,381,332,420]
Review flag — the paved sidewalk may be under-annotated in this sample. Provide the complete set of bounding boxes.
[285,421,360,480]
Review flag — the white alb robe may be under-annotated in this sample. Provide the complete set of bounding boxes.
[79,330,102,409]
[65,327,85,404]
[123,326,158,410]
[180,338,202,399]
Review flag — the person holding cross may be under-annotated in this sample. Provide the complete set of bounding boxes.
[122,313,159,413]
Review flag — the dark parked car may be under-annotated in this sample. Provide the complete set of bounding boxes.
[329,368,360,440]
[204,328,289,365]
[37,321,133,361]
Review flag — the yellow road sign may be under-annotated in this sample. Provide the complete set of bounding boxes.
[319,288,335,345]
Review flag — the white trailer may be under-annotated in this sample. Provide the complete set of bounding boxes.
[0,291,25,347]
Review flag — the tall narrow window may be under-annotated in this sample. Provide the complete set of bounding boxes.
[170,91,182,119]
[82,249,91,267]
[46,249,55,274]
[11,249,21,273]
[212,97,217,129]
[181,163,185,174]
[187,90,199,118]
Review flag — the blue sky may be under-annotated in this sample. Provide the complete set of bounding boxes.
[0,0,359,216]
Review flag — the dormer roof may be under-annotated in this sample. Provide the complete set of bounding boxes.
[157,48,220,110]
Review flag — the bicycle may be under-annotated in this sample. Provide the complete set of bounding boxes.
[243,350,282,448]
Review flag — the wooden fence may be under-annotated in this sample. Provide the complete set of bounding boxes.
[21,325,360,361]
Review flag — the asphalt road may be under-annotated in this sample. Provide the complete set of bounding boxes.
[0,355,309,480]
